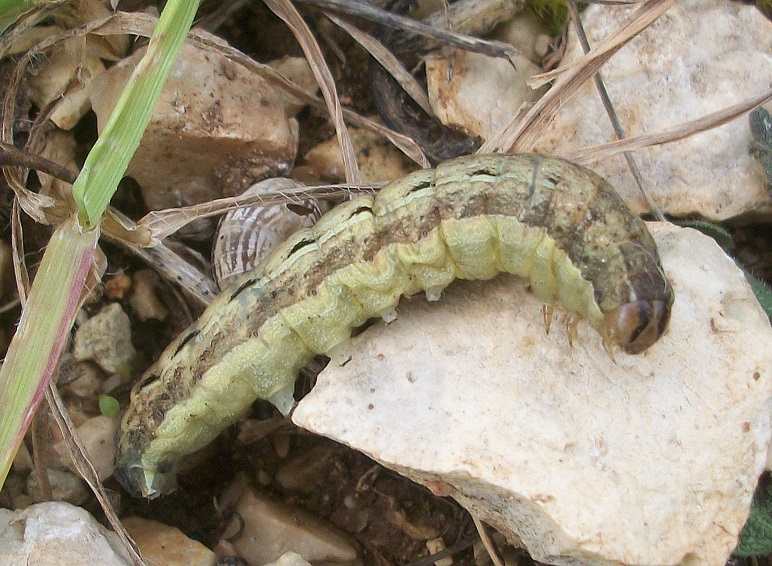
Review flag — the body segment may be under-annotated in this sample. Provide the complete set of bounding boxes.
[116,154,673,497]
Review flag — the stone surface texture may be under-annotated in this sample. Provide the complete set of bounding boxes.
[89,40,298,212]
[219,474,361,565]
[73,303,136,373]
[264,551,313,566]
[0,502,129,565]
[293,224,772,566]
[426,51,547,141]
[54,415,120,482]
[121,516,217,566]
[26,468,88,505]
[296,128,415,184]
[532,0,772,219]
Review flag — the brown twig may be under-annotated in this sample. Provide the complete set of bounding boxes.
[471,514,505,566]
[0,141,77,185]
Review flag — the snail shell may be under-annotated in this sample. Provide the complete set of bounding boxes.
[213,178,321,289]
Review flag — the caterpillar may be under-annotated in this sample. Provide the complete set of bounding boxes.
[115,154,674,498]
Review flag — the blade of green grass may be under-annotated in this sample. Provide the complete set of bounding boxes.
[0,0,200,490]
[0,217,97,488]
[0,0,35,34]
[73,0,201,228]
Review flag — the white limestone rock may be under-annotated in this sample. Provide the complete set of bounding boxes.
[292,224,772,566]
[218,474,361,565]
[89,40,298,213]
[533,0,772,219]
[426,50,547,141]
[0,502,130,565]
[73,303,136,373]
[121,516,216,566]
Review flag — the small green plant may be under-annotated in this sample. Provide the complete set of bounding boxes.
[99,395,121,418]
[526,0,581,35]
[736,475,772,556]
[0,0,201,491]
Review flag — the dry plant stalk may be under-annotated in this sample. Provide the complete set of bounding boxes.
[480,0,677,154]
[261,0,360,185]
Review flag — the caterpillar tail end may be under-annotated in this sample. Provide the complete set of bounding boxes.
[113,445,177,499]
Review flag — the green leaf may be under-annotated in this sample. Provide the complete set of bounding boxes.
[743,269,772,323]
[99,395,121,418]
[0,0,200,492]
[674,220,733,251]
[0,218,99,488]
[71,0,201,228]
[735,476,772,556]
[0,0,35,35]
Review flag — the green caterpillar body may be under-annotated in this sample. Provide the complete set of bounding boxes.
[115,154,673,497]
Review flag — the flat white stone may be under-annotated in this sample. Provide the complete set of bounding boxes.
[533,0,772,219]
[293,224,772,566]
[0,502,130,565]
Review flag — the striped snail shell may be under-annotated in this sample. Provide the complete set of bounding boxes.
[213,178,322,290]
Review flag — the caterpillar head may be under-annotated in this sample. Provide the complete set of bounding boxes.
[604,298,673,355]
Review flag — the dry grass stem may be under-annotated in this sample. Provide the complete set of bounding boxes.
[1,15,114,226]
[327,13,433,115]
[480,0,676,154]
[563,88,772,165]
[471,514,504,566]
[262,0,360,185]
[529,0,673,88]
[45,383,146,565]
[297,0,519,60]
[10,199,29,304]
[391,0,525,56]
[140,182,381,244]
[565,0,663,220]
